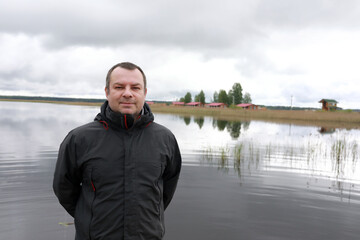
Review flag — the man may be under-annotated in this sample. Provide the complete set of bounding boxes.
[53,62,182,240]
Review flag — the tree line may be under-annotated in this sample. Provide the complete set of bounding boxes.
[179,83,252,105]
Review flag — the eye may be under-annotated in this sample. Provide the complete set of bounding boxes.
[132,86,141,90]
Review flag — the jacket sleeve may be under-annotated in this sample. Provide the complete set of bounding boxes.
[163,136,182,210]
[53,132,82,217]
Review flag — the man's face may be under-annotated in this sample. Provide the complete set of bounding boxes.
[105,67,147,118]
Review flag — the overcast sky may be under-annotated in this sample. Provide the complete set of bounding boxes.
[1,0,359,108]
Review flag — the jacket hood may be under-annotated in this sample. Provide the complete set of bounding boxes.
[95,100,154,130]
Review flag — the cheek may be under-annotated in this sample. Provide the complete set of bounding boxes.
[135,92,146,99]
[109,91,122,98]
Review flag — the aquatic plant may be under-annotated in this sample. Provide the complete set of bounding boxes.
[219,146,229,167]
[350,141,358,163]
[202,145,230,171]
[233,143,244,177]
[200,132,360,188]
[202,146,214,164]
[331,138,346,162]
[265,143,271,161]
[234,143,243,163]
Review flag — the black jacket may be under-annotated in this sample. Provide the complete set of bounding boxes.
[53,101,182,240]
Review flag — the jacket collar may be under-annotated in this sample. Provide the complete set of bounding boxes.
[95,100,154,130]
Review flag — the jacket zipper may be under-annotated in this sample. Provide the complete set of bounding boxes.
[156,164,163,214]
[157,164,165,237]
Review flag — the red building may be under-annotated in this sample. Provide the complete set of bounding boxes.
[236,103,258,110]
[206,103,227,108]
[172,101,185,106]
[185,102,204,107]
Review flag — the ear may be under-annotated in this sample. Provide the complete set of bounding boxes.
[144,88,147,97]
[105,87,109,98]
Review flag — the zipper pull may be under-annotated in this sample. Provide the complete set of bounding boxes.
[91,181,96,192]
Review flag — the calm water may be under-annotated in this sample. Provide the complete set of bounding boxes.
[1,101,360,240]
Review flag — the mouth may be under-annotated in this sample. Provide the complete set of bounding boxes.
[120,102,135,106]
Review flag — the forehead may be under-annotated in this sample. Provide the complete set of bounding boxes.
[110,67,144,86]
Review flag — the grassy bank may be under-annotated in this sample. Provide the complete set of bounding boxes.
[2,99,359,129]
[150,105,360,129]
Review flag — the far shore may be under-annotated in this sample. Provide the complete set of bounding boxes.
[1,99,360,129]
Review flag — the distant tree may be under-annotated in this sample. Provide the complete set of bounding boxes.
[231,83,243,104]
[179,97,185,102]
[228,89,234,105]
[196,90,205,104]
[213,91,219,102]
[243,92,252,103]
[194,95,199,102]
[194,91,204,103]
[218,89,228,104]
[184,92,192,103]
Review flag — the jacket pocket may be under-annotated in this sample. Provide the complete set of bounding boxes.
[155,163,164,213]
[74,167,96,240]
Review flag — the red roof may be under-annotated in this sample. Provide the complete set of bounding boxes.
[236,103,254,107]
[172,101,185,105]
[208,103,226,106]
[186,102,201,106]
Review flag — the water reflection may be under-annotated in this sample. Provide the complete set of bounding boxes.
[178,116,252,139]
[200,134,360,193]
[193,117,204,129]
[211,119,252,139]
[183,116,191,125]
[2,102,360,240]
[319,126,336,134]
[164,113,360,189]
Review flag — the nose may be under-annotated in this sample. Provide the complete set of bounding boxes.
[122,87,133,98]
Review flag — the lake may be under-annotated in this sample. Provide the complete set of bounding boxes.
[1,101,359,240]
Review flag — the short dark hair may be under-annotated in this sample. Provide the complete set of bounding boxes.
[106,62,147,91]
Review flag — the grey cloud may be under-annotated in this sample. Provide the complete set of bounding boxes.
[254,0,360,30]
[0,65,32,81]
[2,0,359,51]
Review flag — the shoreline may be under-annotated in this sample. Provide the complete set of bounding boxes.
[1,99,360,129]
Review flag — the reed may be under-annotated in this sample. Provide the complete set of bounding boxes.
[350,141,358,163]
[234,143,243,163]
[202,145,230,172]
[202,132,359,186]
[265,143,272,161]
[202,146,214,163]
[331,138,346,175]
[331,138,346,163]
[219,146,229,168]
